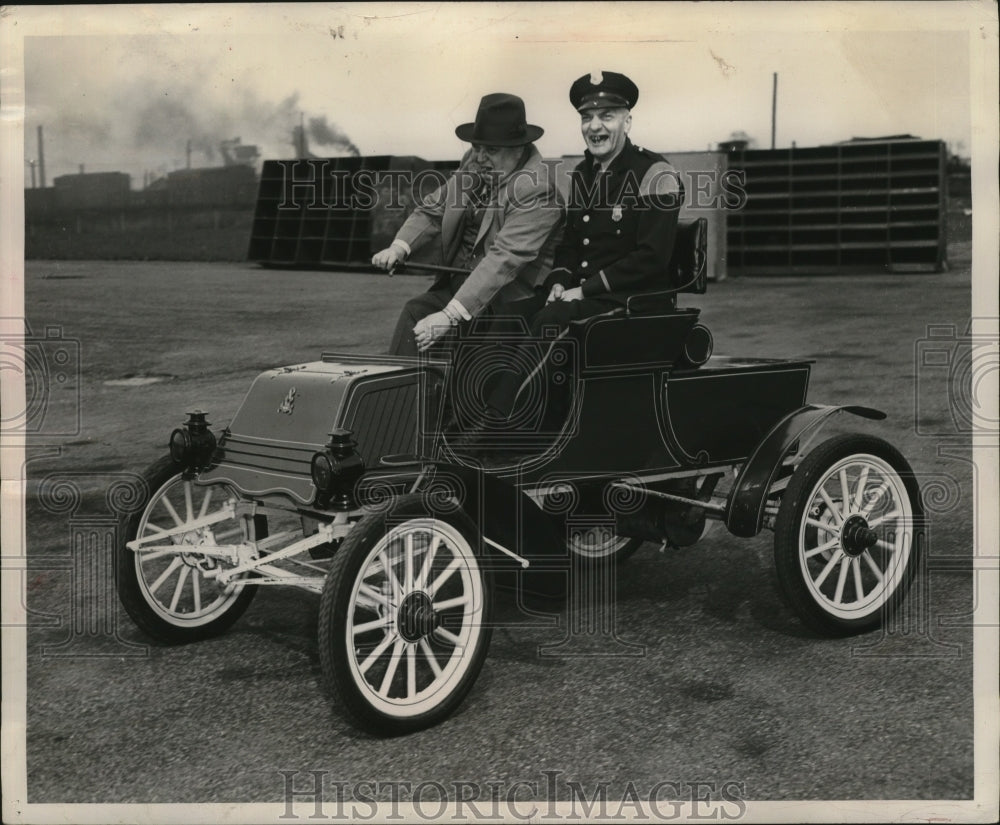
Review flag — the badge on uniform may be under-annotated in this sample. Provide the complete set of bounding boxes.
[612,205,623,222]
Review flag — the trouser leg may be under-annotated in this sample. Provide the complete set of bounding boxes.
[486,296,619,419]
[388,288,453,357]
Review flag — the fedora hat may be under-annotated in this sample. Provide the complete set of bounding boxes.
[455,93,544,146]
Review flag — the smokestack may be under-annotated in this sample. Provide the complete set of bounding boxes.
[37,126,46,188]
[28,160,36,189]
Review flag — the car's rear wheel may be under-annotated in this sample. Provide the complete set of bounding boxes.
[117,456,260,643]
[774,434,922,636]
[318,495,493,736]
[565,526,642,564]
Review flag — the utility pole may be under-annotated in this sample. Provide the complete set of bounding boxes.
[771,72,777,150]
[37,125,46,187]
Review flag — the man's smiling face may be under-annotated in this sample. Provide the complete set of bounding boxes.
[580,106,631,162]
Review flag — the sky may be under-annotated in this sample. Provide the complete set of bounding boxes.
[8,2,985,187]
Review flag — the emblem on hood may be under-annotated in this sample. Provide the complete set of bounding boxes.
[278,387,297,415]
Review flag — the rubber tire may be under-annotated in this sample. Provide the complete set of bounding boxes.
[566,533,643,566]
[773,434,922,637]
[318,494,493,736]
[116,455,260,644]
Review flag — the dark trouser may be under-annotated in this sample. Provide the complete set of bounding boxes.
[484,293,621,419]
[389,287,456,357]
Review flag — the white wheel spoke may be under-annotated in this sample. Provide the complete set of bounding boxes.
[819,488,844,525]
[184,480,194,523]
[416,535,441,590]
[861,482,890,517]
[358,632,397,675]
[852,465,871,512]
[139,547,183,563]
[419,638,442,678]
[863,551,885,583]
[867,510,901,529]
[805,537,840,558]
[814,549,844,588]
[876,538,896,553]
[838,469,851,517]
[169,566,190,612]
[142,522,170,537]
[806,517,839,534]
[160,495,184,528]
[833,557,850,604]
[198,488,214,519]
[404,533,414,592]
[432,594,471,612]
[192,570,202,614]
[378,639,405,696]
[356,583,390,612]
[407,644,417,699]
[379,551,402,604]
[851,558,865,602]
[353,615,394,636]
[148,556,183,595]
[427,557,462,599]
[433,626,463,646]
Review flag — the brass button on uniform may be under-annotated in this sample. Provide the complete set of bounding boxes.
[581,261,589,268]
[583,238,590,246]
[582,215,590,223]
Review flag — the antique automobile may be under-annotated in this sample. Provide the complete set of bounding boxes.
[116,220,923,735]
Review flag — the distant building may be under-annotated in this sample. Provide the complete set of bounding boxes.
[52,172,131,209]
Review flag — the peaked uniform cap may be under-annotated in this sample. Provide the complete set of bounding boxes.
[570,71,639,111]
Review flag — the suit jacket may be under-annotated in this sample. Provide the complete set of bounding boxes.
[546,138,683,303]
[394,146,562,316]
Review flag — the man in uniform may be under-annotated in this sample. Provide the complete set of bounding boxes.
[372,93,562,356]
[478,70,685,426]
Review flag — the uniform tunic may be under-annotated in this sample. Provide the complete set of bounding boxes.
[546,137,684,303]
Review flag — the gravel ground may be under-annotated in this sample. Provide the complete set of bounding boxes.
[7,247,991,820]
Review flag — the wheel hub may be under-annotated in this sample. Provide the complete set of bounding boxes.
[841,514,878,557]
[396,592,439,642]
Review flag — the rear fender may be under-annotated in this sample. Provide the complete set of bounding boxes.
[725,404,885,538]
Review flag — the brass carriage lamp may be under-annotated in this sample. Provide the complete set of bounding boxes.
[169,409,218,472]
[311,428,365,509]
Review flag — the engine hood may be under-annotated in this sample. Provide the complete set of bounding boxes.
[199,355,443,505]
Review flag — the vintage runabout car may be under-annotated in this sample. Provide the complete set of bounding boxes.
[116,220,923,735]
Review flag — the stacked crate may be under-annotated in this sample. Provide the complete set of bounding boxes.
[726,139,947,274]
[248,156,461,267]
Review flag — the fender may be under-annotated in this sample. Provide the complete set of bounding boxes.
[356,459,570,600]
[725,404,886,538]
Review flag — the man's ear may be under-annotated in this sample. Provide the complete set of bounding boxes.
[624,113,633,134]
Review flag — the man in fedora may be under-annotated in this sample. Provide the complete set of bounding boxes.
[372,93,562,356]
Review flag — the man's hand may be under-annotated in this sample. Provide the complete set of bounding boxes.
[413,312,452,352]
[546,283,565,304]
[372,246,404,272]
[559,286,584,302]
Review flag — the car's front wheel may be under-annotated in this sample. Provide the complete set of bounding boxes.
[318,495,493,735]
[116,456,261,643]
